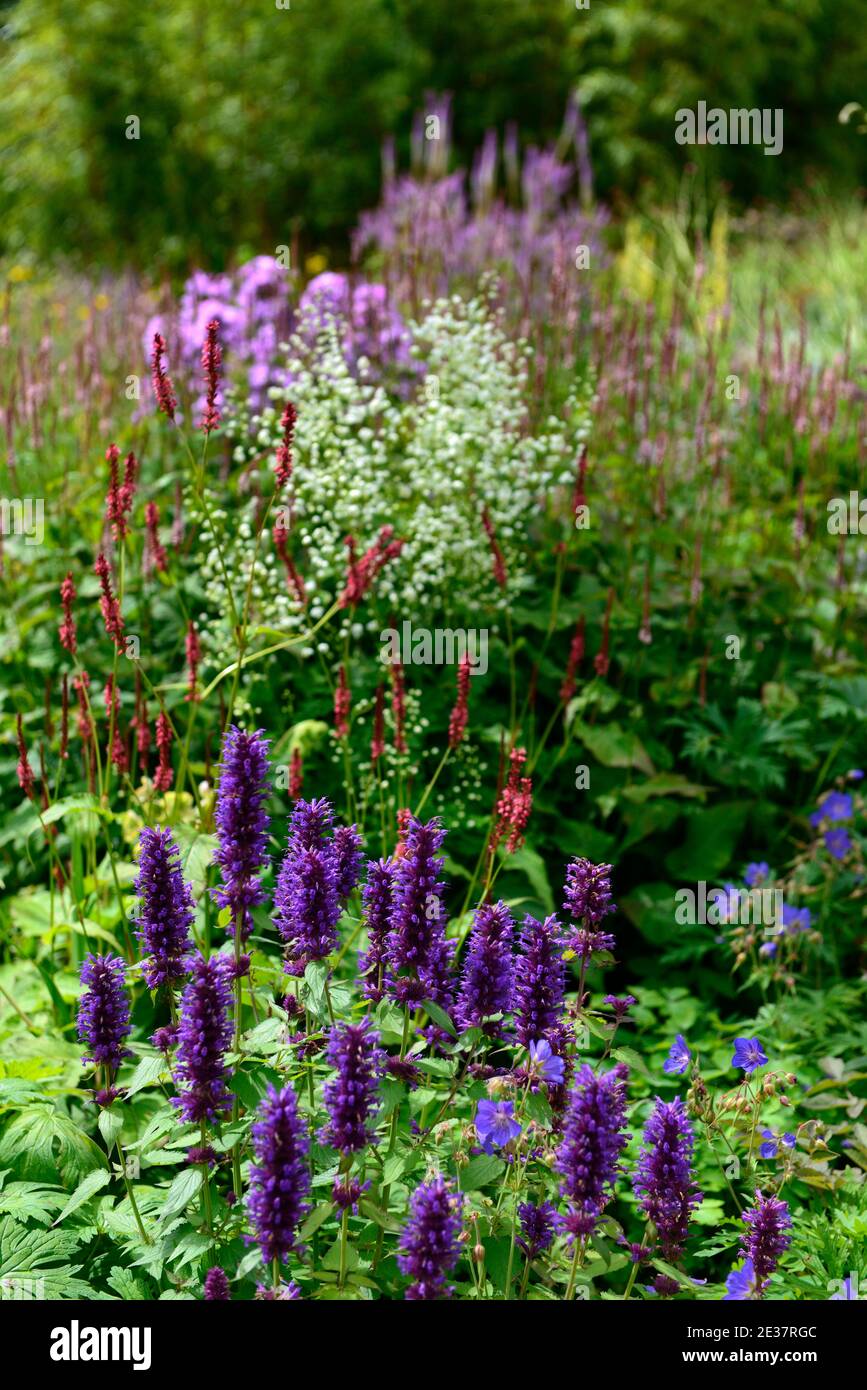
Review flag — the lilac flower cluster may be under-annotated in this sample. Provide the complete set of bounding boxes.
[633,1097,703,1261]
[77,953,132,1075]
[173,954,234,1124]
[517,1201,562,1260]
[247,1084,310,1265]
[397,1175,464,1300]
[213,726,271,940]
[320,1017,381,1154]
[555,1063,630,1238]
[134,826,194,989]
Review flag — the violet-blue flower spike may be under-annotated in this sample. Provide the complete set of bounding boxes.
[563,856,616,926]
[173,953,233,1123]
[456,900,514,1032]
[513,913,565,1049]
[741,1190,792,1292]
[203,1266,230,1300]
[632,1096,703,1261]
[321,1017,381,1154]
[555,1062,629,1239]
[273,844,340,976]
[397,1175,464,1300]
[134,826,195,989]
[517,1201,561,1259]
[77,953,132,1075]
[358,857,396,1003]
[286,796,334,854]
[385,815,449,1006]
[333,823,363,902]
[213,726,271,940]
[247,1084,310,1265]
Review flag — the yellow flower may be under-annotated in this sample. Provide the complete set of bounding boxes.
[304,253,328,276]
[8,265,33,284]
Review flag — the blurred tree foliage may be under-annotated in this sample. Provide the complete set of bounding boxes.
[0,0,864,272]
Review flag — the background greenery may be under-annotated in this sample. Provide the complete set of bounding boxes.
[1,0,865,271]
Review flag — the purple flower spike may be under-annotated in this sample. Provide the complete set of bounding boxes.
[663,1034,691,1076]
[397,1175,464,1300]
[321,1017,381,1154]
[740,1190,792,1292]
[358,858,396,1003]
[273,845,340,976]
[203,1266,230,1300]
[213,726,271,939]
[134,826,195,989]
[517,1201,561,1259]
[456,900,514,1031]
[287,796,334,854]
[633,1097,703,1261]
[555,1063,629,1234]
[247,1084,310,1265]
[77,953,132,1075]
[475,1099,521,1154]
[173,953,233,1123]
[333,824,363,901]
[563,857,616,926]
[731,1037,768,1074]
[385,816,452,1007]
[513,914,565,1049]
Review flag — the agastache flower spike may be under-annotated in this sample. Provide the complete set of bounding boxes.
[247,1084,310,1265]
[203,1267,230,1301]
[77,953,132,1076]
[333,823,363,901]
[174,953,233,1123]
[320,1017,381,1153]
[213,726,271,940]
[563,857,616,927]
[456,900,514,1031]
[358,858,395,1003]
[273,845,340,977]
[134,826,194,989]
[513,913,565,1049]
[517,1201,562,1259]
[741,1190,792,1291]
[555,1063,630,1235]
[632,1096,703,1261]
[385,815,451,1006]
[397,1175,464,1300]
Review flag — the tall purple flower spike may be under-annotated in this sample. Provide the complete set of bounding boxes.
[513,914,565,1049]
[555,1062,630,1238]
[77,953,132,1075]
[397,1175,464,1300]
[213,726,271,940]
[385,816,453,1008]
[320,1017,381,1154]
[173,953,234,1123]
[358,857,396,1003]
[247,1084,310,1265]
[456,900,514,1032]
[134,825,194,989]
[633,1096,703,1260]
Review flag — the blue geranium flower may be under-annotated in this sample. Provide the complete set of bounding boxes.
[731,1037,768,1074]
[475,1099,521,1155]
[724,1258,760,1301]
[528,1039,565,1086]
[744,862,770,887]
[663,1034,691,1076]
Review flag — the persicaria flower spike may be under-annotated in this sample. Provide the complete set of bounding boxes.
[94,552,125,650]
[134,826,194,989]
[397,1175,464,1300]
[185,621,201,702]
[199,318,222,433]
[632,1096,703,1261]
[559,616,585,703]
[334,664,351,738]
[145,502,167,574]
[153,711,173,791]
[16,714,34,800]
[247,1084,310,1265]
[173,953,233,1123]
[77,953,132,1075]
[274,401,297,489]
[321,1017,381,1153]
[338,526,404,609]
[151,332,176,420]
[447,656,472,749]
[213,726,271,939]
[491,746,532,854]
[59,571,77,654]
[481,506,507,589]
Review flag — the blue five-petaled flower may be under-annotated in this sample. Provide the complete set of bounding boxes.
[475,1099,521,1155]
[731,1037,768,1074]
[528,1039,565,1086]
[663,1034,691,1076]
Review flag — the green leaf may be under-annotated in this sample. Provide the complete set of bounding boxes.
[459,1154,503,1191]
[421,999,457,1038]
[98,1109,123,1149]
[160,1167,203,1222]
[0,1107,107,1190]
[125,1053,168,1098]
[53,1168,111,1226]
